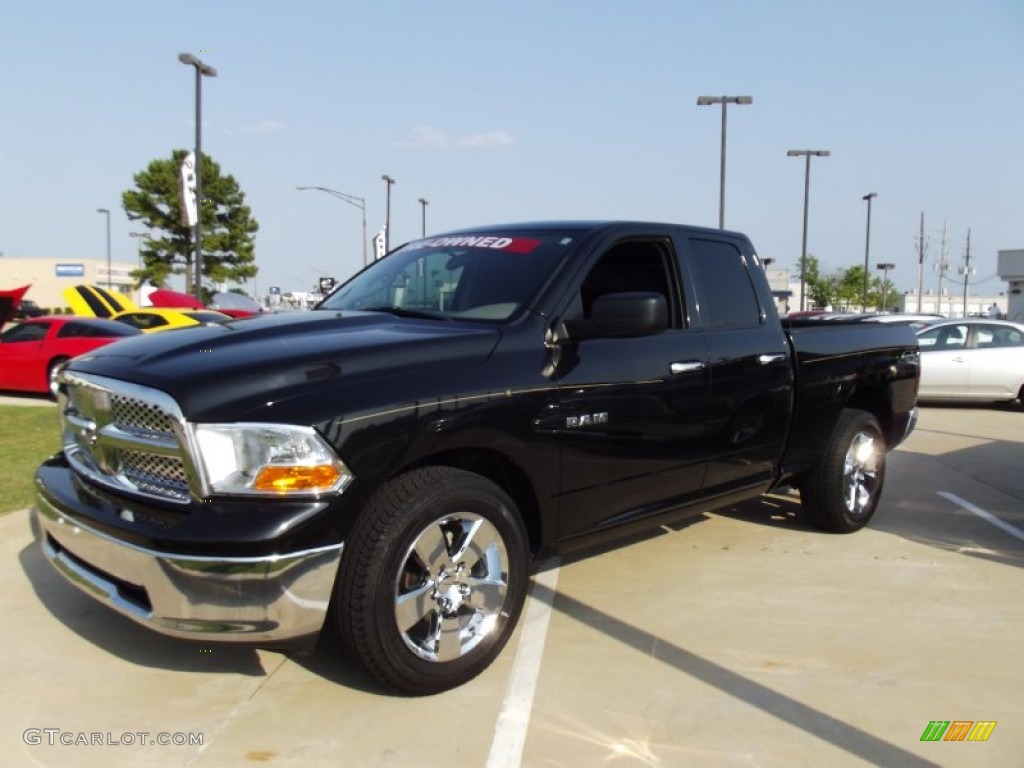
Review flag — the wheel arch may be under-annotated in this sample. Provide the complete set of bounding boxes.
[844,383,893,446]
[399,447,546,559]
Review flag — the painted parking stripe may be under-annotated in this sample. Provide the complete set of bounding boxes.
[938,491,1024,542]
[486,559,560,768]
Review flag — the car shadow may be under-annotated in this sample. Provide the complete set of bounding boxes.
[20,537,393,692]
[20,541,268,676]
[530,581,939,768]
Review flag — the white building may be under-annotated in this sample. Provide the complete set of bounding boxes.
[0,256,138,311]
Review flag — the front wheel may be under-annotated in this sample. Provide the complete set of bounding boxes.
[332,467,529,695]
[801,408,887,533]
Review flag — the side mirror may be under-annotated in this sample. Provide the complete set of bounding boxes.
[565,292,669,340]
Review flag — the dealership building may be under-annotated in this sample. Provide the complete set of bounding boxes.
[0,256,139,312]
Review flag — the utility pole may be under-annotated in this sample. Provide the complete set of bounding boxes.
[915,213,927,313]
[935,219,950,316]
[961,228,973,317]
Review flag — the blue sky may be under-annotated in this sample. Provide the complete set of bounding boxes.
[3,0,1022,297]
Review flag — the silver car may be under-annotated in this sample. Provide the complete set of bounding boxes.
[916,319,1024,403]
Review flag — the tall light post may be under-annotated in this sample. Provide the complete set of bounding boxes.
[178,52,217,300]
[876,262,895,312]
[129,231,151,269]
[381,174,396,252]
[296,186,368,267]
[417,197,429,237]
[787,149,830,311]
[861,192,877,310]
[96,208,111,289]
[697,95,752,229]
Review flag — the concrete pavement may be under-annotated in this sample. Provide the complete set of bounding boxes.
[5,404,1023,767]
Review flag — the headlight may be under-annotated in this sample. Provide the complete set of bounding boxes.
[192,423,353,496]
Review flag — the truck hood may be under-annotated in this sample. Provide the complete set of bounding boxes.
[67,310,502,421]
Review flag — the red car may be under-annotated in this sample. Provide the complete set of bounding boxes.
[0,316,141,395]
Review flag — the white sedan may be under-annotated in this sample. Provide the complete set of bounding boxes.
[916,319,1024,403]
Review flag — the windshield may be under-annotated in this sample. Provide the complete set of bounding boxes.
[318,231,579,321]
[211,292,261,311]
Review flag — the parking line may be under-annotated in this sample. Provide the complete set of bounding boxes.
[486,559,560,768]
[938,491,1024,542]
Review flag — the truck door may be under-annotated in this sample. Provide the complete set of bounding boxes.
[678,236,793,498]
[549,235,713,542]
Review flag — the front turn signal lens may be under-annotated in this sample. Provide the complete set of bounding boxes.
[253,464,342,493]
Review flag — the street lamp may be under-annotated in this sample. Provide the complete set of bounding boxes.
[862,192,877,310]
[129,231,151,269]
[418,197,429,237]
[178,52,217,300]
[697,95,752,229]
[296,186,368,267]
[787,149,831,311]
[876,262,895,312]
[96,208,111,289]
[381,174,396,252]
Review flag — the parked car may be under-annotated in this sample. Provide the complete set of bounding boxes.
[149,288,261,318]
[63,285,230,332]
[916,319,1024,403]
[0,316,141,395]
[33,220,919,695]
[866,313,943,329]
[1,284,32,328]
[13,298,47,320]
[112,307,231,332]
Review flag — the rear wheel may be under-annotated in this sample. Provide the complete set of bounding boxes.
[332,466,528,695]
[801,408,886,533]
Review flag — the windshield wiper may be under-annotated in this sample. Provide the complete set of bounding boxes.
[359,306,450,321]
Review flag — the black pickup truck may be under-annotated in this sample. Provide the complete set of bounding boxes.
[32,221,919,694]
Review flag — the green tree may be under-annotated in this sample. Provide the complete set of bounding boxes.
[796,254,832,309]
[122,150,258,291]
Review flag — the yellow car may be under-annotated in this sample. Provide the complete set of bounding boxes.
[109,307,231,332]
[63,285,231,332]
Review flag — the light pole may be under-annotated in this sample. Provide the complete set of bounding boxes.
[381,174,396,252]
[861,192,877,310]
[787,149,830,311]
[178,52,217,300]
[96,208,111,289]
[697,95,752,229]
[418,197,429,237]
[296,186,368,267]
[876,262,895,312]
[129,231,151,269]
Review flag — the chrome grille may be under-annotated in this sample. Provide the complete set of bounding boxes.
[59,372,196,505]
[120,451,190,501]
[112,395,176,438]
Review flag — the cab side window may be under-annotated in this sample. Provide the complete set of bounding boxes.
[686,239,762,329]
[578,240,677,325]
[917,325,968,349]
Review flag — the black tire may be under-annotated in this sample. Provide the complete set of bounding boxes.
[47,357,69,398]
[332,466,528,695]
[801,408,887,533]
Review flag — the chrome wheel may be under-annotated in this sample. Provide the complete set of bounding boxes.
[394,512,510,663]
[842,430,880,517]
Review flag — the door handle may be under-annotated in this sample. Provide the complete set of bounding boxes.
[670,361,706,375]
[758,353,786,365]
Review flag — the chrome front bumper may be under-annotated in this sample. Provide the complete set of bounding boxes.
[31,494,342,645]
